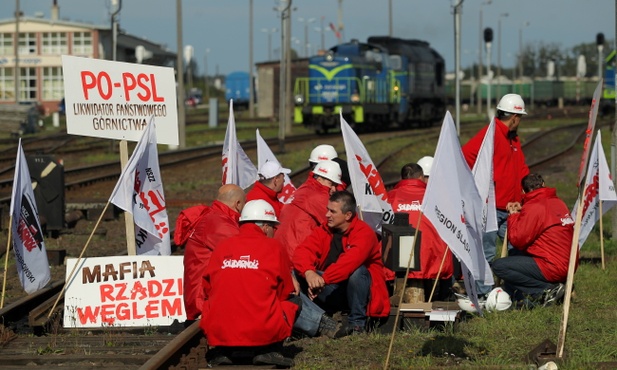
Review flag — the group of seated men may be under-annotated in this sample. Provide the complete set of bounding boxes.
[181,143,575,367]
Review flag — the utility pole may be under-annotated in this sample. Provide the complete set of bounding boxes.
[497,12,508,100]
[452,0,464,136]
[249,0,255,118]
[477,1,491,115]
[388,0,393,37]
[14,0,20,102]
[176,0,186,148]
[485,27,493,119]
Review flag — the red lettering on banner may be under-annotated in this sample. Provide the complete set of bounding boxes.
[355,154,388,201]
[77,305,100,324]
[75,297,183,324]
[80,71,113,100]
[145,300,159,318]
[582,171,600,214]
[139,189,169,238]
[222,156,229,184]
[131,281,148,300]
[161,298,183,316]
[148,280,162,298]
[133,301,145,319]
[100,304,116,325]
[100,284,114,302]
[116,282,129,301]
[278,183,296,203]
[117,302,130,320]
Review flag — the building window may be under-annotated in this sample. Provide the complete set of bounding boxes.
[19,67,37,101]
[0,68,15,101]
[42,67,63,101]
[72,32,92,55]
[0,33,13,56]
[18,32,37,55]
[42,32,67,55]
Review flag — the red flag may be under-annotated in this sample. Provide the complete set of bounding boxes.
[329,22,341,40]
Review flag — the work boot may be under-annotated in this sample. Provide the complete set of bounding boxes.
[335,324,366,338]
[206,347,233,367]
[542,283,565,307]
[317,314,342,339]
[252,351,294,367]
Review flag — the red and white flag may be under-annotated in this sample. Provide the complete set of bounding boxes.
[577,80,603,186]
[422,112,493,312]
[471,118,498,233]
[222,100,258,189]
[109,118,171,256]
[10,139,51,293]
[256,129,296,203]
[572,130,617,247]
[340,112,393,233]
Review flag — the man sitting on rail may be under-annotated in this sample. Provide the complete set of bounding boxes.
[293,191,390,337]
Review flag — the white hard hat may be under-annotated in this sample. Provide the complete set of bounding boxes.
[496,94,527,115]
[313,160,342,185]
[417,156,433,177]
[456,296,480,313]
[259,161,291,179]
[239,199,279,223]
[309,144,338,163]
[484,288,512,312]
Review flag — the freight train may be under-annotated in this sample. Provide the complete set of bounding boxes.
[293,36,447,134]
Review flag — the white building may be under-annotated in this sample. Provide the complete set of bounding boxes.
[0,3,175,114]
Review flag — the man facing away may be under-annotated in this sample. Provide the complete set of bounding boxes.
[462,93,530,297]
[182,184,245,322]
[308,144,351,190]
[275,160,342,263]
[387,162,453,300]
[201,200,298,368]
[246,161,291,217]
[492,174,575,308]
[293,191,390,336]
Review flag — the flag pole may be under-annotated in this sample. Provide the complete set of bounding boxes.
[556,183,586,357]
[120,140,137,255]
[427,247,449,303]
[599,201,606,270]
[495,229,509,286]
[384,212,422,370]
[47,200,112,318]
[1,215,13,309]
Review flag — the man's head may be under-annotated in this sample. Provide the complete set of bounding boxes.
[217,184,246,214]
[239,199,279,237]
[416,156,433,179]
[400,162,425,180]
[496,94,527,132]
[522,173,545,194]
[258,161,291,193]
[309,144,338,168]
[313,160,342,194]
[326,191,356,231]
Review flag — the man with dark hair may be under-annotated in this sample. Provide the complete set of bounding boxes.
[462,93,530,297]
[388,163,453,301]
[492,173,575,308]
[293,191,390,336]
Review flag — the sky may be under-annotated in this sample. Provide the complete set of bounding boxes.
[2,0,615,77]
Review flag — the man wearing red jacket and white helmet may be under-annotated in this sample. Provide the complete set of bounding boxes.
[293,191,390,337]
[462,93,530,297]
[275,160,342,264]
[492,174,575,308]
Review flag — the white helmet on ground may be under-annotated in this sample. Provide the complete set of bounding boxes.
[309,144,338,164]
[239,199,279,223]
[417,156,433,177]
[313,160,342,185]
[484,288,512,312]
[456,296,480,313]
[496,94,527,115]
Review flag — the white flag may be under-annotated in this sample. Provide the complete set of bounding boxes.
[572,130,617,248]
[256,129,296,203]
[340,112,393,232]
[471,118,498,233]
[222,100,258,189]
[10,139,51,293]
[109,118,171,255]
[422,112,493,286]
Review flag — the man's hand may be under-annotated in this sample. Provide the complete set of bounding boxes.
[291,274,300,296]
[506,202,522,214]
[304,270,325,300]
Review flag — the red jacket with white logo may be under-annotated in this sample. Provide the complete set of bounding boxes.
[507,187,576,282]
[183,201,240,320]
[274,176,331,263]
[387,179,454,279]
[246,181,284,217]
[200,223,298,346]
[293,217,390,318]
[462,118,529,209]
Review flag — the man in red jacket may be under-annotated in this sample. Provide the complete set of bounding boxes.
[492,174,574,308]
[201,200,298,367]
[182,184,245,322]
[246,161,291,217]
[387,163,453,300]
[293,191,390,336]
[462,93,530,297]
[275,160,342,263]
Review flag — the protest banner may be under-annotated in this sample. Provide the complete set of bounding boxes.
[63,256,185,328]
[61,55,178,145]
